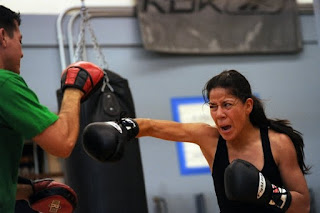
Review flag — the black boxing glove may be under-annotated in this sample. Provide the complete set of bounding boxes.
[61,61,105,102]
[224,159,292,212]
[82,118,139,162]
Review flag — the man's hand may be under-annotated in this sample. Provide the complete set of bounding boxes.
[61,61,105,102]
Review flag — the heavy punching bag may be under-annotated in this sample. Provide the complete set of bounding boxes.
[57,69,148,213]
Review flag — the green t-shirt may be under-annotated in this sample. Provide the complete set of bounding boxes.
[0,69,58,212]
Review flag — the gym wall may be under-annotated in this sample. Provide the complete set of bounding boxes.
[19,11,319,213]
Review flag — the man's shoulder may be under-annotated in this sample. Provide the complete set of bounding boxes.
[0,69,25,87]
[0,69,17,76]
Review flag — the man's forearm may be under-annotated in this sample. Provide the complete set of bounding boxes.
[58,88,83,143]
[16,184,33,201]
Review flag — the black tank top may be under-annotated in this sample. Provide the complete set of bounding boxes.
[212,128,283,213]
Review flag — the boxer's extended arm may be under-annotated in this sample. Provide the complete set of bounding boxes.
[82,118,218,162]
[135,118,216,143]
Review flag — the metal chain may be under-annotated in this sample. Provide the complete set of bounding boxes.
[73,0,114,92]
[73,4,87,62]
[84,10,113,92]
[86,12,109,70]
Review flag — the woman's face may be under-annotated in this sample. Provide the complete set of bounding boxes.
[208,87,252,141]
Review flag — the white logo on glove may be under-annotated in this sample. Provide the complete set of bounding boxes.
[122,118,136,130]
[257,172,266,199]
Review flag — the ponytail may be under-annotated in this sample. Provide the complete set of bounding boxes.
[268,119,311,175]
[250,95,310,175]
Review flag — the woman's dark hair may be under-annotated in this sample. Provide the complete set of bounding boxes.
[0,5,21,37]
[202,70,310,174]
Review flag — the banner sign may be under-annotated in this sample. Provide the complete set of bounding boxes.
[137,0,302,54]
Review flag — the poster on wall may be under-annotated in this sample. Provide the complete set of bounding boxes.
[171,96,215,175]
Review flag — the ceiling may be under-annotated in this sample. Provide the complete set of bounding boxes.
[0,0,135,14]
[0,0,314,14]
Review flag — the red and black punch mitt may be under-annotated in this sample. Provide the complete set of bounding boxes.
[61,61,105,102]
[29,178,78,213]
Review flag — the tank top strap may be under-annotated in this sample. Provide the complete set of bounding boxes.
[214,136,229,169]
[260,127,272,163]
[260,127,283,186]
[261,127,276,167]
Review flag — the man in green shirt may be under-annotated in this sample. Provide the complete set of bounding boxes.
[0,5,104,212]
